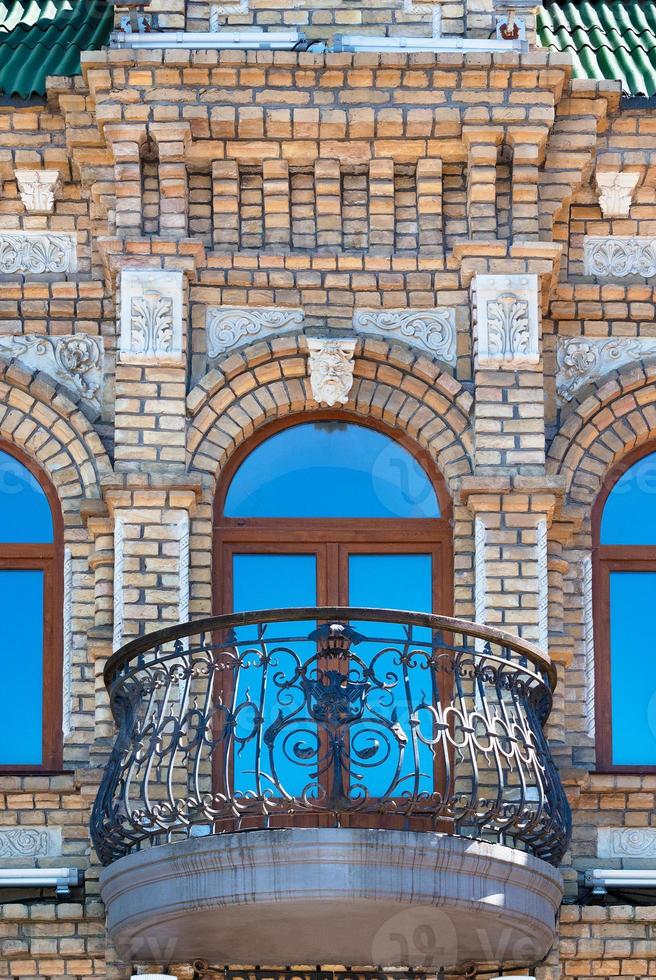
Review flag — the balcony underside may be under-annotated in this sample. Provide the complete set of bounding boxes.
[100,827,563,970]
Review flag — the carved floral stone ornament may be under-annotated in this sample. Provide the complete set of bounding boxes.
[556,336,656,403]
[0,334,103,409]
[473,273,540,368]
[307,337,356,407]
[595,170,640,218]
[598,827,656,859]
[119,269,184,364]
[206,306,304,359]
[0,231,77,274]
[0,827,61,858]
[14,169,61,213]
[584,236,656,278]
[352,308,456,365]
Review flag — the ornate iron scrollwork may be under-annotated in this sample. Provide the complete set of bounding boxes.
[91,608,571,868]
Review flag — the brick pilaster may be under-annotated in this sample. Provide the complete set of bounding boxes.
[464,127,503,240]
[150,122,191,239]
[212,160,241,249]
[315,158,342,250]
[263,158,291,249]
[104,123,147,239]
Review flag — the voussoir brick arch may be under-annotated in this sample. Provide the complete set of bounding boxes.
[547,357,656,509]
[0,356,113,508]
[186,335,474,494]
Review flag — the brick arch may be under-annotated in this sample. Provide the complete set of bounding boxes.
[187,335,474,495]
[0,356,113,509]
[547,356,656,509]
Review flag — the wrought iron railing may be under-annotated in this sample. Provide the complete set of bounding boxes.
[91,608,571,866]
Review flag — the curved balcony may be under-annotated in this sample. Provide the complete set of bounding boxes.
[92,609,570,972]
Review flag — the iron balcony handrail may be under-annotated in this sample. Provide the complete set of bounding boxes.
[93,607,570,867]
[105,606,556,688]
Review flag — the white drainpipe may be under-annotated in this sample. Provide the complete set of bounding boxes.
[0,868,82,896]
[110,30,305,49]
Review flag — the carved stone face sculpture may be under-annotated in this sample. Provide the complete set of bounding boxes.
[307,338,356,407]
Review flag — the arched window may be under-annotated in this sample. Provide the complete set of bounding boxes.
[216,415,451,616]
[0,444,62,771]
[215,414,452,796]
[594,446,656,769]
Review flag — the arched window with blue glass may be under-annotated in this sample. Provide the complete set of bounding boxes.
[214,414,452,804]
[0,443,62,771]
[594,445,656,769]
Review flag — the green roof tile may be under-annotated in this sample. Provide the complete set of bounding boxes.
[0,0,112,99]
[538,2,656,98]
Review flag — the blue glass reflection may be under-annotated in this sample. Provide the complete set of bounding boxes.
[224,422,440,519]
[0,570,44,765]
[610,571,656,765]
[0,449,53,543]
[601,452,656,544]
[348,554,433,796]
[232,554,317,798]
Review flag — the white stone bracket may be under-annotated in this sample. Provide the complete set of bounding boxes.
[14,170,62,214]
[206,306,304,360]
[472,273,540,369]
[353,308,456,366]
[119,269,185,365]
[557,336,656,403]
[0,334,103,412]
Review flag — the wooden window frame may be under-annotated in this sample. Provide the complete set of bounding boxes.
[0,441,64,774]
[592,443,656,773]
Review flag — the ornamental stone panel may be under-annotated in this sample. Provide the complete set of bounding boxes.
[0,827,62,858]
[584,236,656,278]
[0,231,77,274]
[206,306,304,359]
[119,269,184,364]
[472,274,540,368]
[556,336,656,402]
[598,828,656,859]
[0,334,103,410]
[352,308,456,365]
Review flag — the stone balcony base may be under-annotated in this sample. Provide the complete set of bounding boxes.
[100,828,563,970]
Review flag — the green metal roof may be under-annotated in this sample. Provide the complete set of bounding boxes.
[538,2,656,98]
[0,0,112,99]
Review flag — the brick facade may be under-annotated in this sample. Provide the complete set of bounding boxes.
[0,2,655,978]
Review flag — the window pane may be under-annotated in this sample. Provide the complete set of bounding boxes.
[0,570,44,765]
[601,452,656,544]
[348,554,433,796]
[224,421,440,518]
[610,571,656,765]
[231,554,317,798]
[0,449,53,543]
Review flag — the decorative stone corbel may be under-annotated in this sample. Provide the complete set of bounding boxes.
[119,268,185,364]
[595,170,640,218]
[472,273,540,368]
[14,169,61,213]
[307,338,356,407]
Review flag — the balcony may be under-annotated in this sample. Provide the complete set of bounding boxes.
[92,608,570,973]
